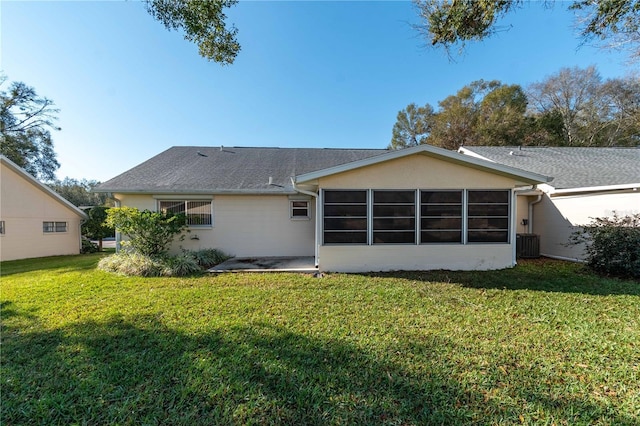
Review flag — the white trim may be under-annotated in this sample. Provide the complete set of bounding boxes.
[152,194,214,200]
[540,253,585,263]
[550,183,640,196]
[295,145,552,185]
[0,155,88,220]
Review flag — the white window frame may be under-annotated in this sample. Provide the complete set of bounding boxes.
[158,199,213,228]
[290,200,310,220]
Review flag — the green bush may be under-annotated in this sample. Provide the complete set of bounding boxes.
[106,207,187,256]
[188,248,231,268]
[571,212,640,278]
[81,238,99,254]
[167,253,202,276]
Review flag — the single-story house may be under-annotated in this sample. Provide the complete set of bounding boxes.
[459,146,640,261]
[94,145,551,272]
[0,155,88,262]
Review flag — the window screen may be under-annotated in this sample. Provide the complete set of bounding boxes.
[323,190,368,244]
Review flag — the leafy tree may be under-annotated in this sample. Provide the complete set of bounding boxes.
[388,103,435,149]
[414,0,640,60]
[145,0,240,65]
[82,206,114,251]
[527,66,640,146]
[106,207,187,256]
[48,177,114,207]
[0,75,60,181]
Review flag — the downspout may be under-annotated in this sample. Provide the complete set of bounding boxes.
[528,190,543,234]
[113,196,122,253]
[290,177,319,268]
[79,218,86,254]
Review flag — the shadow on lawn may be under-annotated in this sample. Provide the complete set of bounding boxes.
[2,312,635,425]
[367,259,640,297]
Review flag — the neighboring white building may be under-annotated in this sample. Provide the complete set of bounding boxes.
[95,145,550,272]
[0,155,88,261]
[459,146,640,261]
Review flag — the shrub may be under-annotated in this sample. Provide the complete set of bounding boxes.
[105,207,187,256]
[81,238,99,254]
[188,248,231,268]
[98,253,168,277]
[570,212,640,278]
[167,253,202,276]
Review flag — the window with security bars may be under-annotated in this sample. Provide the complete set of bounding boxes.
[323,190,368,244]
[373,190,415,244]
[467,190,510,243]
[420,190,462,243]
[159,200,212,226]
[43,221,67,233]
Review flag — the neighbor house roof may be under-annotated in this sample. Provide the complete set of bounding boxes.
[95,145,551,195]
[94,146,389,194]
[459,146,640,190]
[0,155,88,219]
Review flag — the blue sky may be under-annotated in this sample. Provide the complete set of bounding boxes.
[1,1,635,182]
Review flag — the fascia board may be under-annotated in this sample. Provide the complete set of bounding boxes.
[550,183,640,196]
[1,155,88,220]
[296,145,552,185]
[106,189,298,196]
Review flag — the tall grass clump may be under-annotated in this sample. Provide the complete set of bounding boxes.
[188,248,231,268]
[98,249,230,277]
[98,252,168,277]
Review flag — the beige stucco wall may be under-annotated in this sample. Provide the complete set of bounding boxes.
[532,190,639,261]
[318,244,514,272]
[317,154,523,272]
[0,163,83,261]
[318,154,523,189]
[114,193,315,257]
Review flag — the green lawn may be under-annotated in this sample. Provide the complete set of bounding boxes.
[2,254,639,425]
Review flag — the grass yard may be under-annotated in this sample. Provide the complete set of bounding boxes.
[1,254,639,425]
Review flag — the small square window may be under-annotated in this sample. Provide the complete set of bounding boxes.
[291,201,310,219]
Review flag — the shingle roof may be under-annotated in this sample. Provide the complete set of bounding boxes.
[460,146,639,189]
[94,146,389,194]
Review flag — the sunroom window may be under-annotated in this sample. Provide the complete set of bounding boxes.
[373,190,415,244]
[420,190,462,243]
[467,190,510,243]
[323,190,368,244]
[159,200,212,226]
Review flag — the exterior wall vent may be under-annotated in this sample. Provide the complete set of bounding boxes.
[516,233,540,258]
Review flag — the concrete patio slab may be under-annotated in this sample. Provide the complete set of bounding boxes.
[208,256,317,273]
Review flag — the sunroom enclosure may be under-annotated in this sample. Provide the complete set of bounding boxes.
[321,189,511,246]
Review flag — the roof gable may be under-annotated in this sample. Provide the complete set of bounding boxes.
[0,155,88,219]
[459,146,640,190]
[295,145,552,185]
